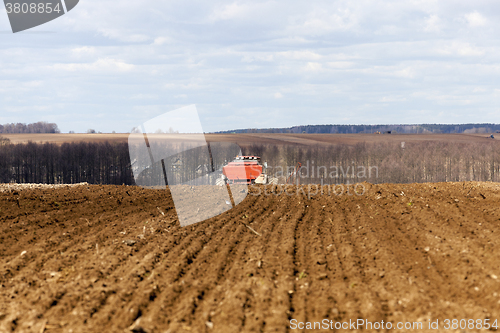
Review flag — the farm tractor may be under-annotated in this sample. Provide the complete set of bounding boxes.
[217,155,279,186]
[217,156,303,186]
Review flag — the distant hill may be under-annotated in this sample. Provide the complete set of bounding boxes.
[215,124,500,134]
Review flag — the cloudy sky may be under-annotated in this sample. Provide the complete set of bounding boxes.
[1,0,500,133]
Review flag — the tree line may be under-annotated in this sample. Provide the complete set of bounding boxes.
[0,121,60,134]
[1,139,500,185]
[217,123,500,134]
[0,141,133,185]
[241,141,500,185]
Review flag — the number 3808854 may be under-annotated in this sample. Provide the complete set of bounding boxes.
[5,3,62,14]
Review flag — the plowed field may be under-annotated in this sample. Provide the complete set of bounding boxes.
[1,182,500,332]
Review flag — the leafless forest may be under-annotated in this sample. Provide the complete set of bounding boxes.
[0,141,133,185]
[243,140,500,184]
[1,137,500,185]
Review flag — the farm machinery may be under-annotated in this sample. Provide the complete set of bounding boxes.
[218,155,279,185]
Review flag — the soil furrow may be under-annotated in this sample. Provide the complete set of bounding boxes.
[2,182,500,332]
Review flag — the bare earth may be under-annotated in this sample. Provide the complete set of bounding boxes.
[1,182,500,332]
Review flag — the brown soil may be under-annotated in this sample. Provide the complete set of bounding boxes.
[1,182,500,332]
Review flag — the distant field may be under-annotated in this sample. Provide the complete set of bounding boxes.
[2,132,497,147]
[1,133,130,145]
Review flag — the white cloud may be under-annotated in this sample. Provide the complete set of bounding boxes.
[153,37,171,46]
[464,11,487,27]
[241,54,274,63]
[71,46,96,55]
[379,96,407,102]
[209,2,251,21]
[304,62,322,72]
[393,67,416,79]
[292,6,359,35]
[51,58,135,72]
[24,81,43,88]
[326,62,353,69]
[131,94,158,100]
[279,51,322,61]
[98,29,151,43]
[423,14,442,32]
[437,41,485,57]
[274,92,283,99]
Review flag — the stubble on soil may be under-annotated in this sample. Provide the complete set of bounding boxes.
[1,182,500,332]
